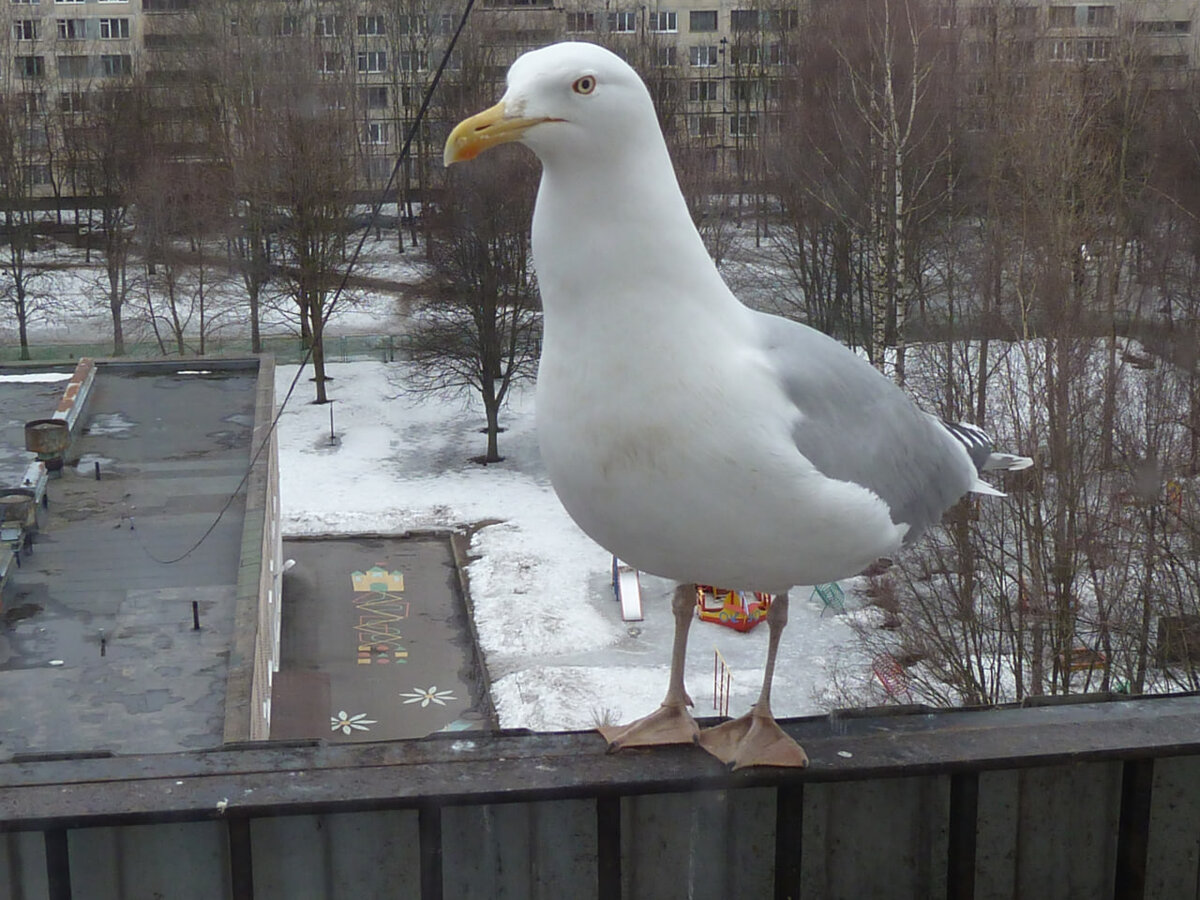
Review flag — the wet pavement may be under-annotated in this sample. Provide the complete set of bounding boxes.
[0,368,255,759]
[272,536,492,742]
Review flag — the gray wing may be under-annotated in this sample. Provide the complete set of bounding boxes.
[756,312,974,543]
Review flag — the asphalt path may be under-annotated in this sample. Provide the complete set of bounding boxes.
[272,535,492,743]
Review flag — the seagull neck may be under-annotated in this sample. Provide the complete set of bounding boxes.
[532,158,724,312]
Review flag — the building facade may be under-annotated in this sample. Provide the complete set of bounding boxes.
[1,0,1197,202]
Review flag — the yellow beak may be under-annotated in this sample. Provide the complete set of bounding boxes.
[443,101,555,166]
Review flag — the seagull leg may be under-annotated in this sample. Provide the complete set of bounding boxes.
[697,593,809,769]
[598,583,699,749]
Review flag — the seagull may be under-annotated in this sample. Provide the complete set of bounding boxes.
[445,42,1032,769]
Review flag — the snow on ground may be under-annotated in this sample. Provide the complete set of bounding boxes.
[276,361,871,731]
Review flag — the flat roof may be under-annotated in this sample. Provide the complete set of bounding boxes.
[0,369,74,489]
[0,361,261,761]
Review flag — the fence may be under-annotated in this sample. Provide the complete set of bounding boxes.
[3,692,1200,899]
[0,334,401,366]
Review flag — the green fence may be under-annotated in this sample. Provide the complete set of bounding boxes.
[0,333,401,365]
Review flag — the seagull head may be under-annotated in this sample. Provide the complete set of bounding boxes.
[443,42,660,169]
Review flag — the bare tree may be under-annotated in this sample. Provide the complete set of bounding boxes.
[404,148,541,463]
[0,92,51,359]
[67,80,150,356]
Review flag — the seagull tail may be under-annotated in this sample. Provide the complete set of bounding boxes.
[938,418,1034,494]
[981,452,1034,472]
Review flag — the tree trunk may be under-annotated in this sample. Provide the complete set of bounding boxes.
[109,266,125,357]
[309,300,329,404]
[249,283,262,354]
[17,301,30,361]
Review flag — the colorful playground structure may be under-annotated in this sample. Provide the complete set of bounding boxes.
[695,585,772,632]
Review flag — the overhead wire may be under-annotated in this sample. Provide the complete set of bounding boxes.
[138,0,477,565]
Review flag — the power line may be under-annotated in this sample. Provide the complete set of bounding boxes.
[139,0,478,565]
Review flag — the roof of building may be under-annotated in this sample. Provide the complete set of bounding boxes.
[0,359,268,761]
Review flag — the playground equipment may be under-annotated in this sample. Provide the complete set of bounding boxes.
[695,585,771,632]
[713,647,732,717]
[811,582,846,616]
[872,653,912,702]
[611,557,643,622]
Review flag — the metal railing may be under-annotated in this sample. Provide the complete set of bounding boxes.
[3,692,1199,899]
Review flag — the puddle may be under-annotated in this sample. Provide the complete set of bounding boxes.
[85,412,137,437]
[3,603,42,626]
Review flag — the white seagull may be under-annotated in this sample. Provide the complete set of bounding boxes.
[445,42,1031,769]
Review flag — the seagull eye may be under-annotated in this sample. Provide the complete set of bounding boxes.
[573,75,596,95]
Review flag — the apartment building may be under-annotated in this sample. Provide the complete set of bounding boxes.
[1,0,1197,201]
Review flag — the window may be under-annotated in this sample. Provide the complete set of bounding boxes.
[565,12,594,32]
[398,51,427,71]
[608,11,635,33]
[25,164,51,185]
[689,114,717,136]
[689,9,717,31]
[319,51,343,72]
[1137,20,1192,35]
[656,45,676,66]
[969,8,995,28]
[363,157,392,181]
[729,113,757,136]
[395,14,425,34]
[689,44,718,67]
[13,19,38,39]
[11,0,41,5]
[360,85,387,108]
[57,18,85,38]
[731,9,757,31]
[1086,5,1113,27]
[99,18,130,38]
[315,15,342,37]
[936,6,956,28]
[365,122,388,144]
[731,79,757,102]
[54,0,85,4]
[655,80,677,101]
[1081,38,1110,59]
[100,53,131,75]
[1151,53,1189,68]
[765,8,797,30]
[689,79,718,101]
[968,41,992,65]
[56,54,88,77]
[358,15,384,35]
[1011,39,1035,64]
[1049,39,1074,60]
[59,90,85,112]
[19,91,44,112]
[1048,6,1075,28]
[357,50,387,72]
[1013,6,1037,27]
[767,42,791,66]
[730,44,760,66]
[648,10,676,32]
[275,15,296,35]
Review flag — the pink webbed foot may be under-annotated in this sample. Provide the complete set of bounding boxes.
[598,702,700,750]
[698,706,809,770]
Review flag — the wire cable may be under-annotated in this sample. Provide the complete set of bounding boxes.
[137,0,477,565]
